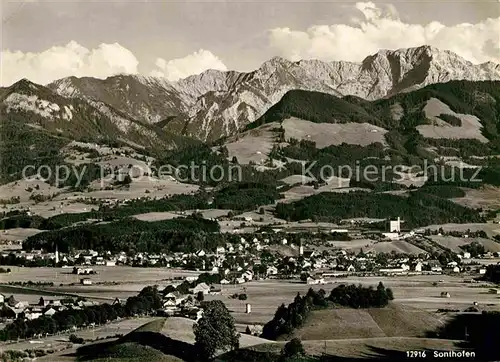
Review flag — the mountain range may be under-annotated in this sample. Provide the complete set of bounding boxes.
[1,45,500,183]
[46,45,500,141]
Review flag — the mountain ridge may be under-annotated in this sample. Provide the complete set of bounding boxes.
[45,45,500,142]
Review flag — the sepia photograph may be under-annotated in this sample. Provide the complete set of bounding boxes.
[0,0,499,360]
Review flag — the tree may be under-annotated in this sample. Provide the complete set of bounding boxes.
[386,287,394,300]
[196,291,205,302]
[282,338,305,357]
[163,285,176,294]
[238,293,247,300]
[193,300,240,359]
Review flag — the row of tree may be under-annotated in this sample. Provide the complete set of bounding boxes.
[0,286,162,342]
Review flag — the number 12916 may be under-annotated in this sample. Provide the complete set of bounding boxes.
[407,351,427,358]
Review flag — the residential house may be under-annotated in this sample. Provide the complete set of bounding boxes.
[80,278,92,285]
[24,307,43,320]
[112,298,122,306]
[242,270,254,281]
[192,283,210,295]
[266,266,278,276]
[0,293,5,304]
[306,276,325,285]
[347,264,356,273]
[209,287,222,295]
[44,307,57,316]
[220,278,230,285]
[414,262,423,272]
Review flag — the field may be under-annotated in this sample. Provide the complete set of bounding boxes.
[1,317,158,353]
[425,223,500,238]
[1,176,199,218]
[282,118,388,148]
[287,304,444,341]
[3,267,499,318]
[223,123,278,165]
[430,236,500,253]
[246,337,463,360]
[417,98,488,142]
[0,266,201,302]
[315,239,426,255]
[203,276,500,325]
[452,186,500,210]
[0,228,42,243]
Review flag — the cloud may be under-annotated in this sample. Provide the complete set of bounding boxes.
[150,49,227,82]
[268,2,500,64]
[1,41,139,86]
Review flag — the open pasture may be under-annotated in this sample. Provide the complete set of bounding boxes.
[206,276,500,325]
[287,303,444,341]
[249,337,463,360]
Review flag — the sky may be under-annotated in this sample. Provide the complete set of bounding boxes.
[1,0,499,86]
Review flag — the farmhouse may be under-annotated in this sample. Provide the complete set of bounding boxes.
[307,276,325,285]
[413,262,423,272]
[441,291,451,298]
[80,278,92,285]
[192,283,210,295]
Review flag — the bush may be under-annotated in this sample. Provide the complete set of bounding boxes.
[238,293,248,301]
[69,334,84,344]
[282,338,305,357]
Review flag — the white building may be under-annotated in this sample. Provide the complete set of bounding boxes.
[389,217,401,232]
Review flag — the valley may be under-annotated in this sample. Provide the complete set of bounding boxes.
[1,44,500,362]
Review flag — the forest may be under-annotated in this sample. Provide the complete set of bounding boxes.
[22,215,221,253]
[275,191,483,227]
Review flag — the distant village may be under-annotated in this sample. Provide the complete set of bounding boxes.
[1,217,495,285]
[0,217,498,330]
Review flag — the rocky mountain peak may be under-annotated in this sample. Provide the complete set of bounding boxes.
[45,46,500,141]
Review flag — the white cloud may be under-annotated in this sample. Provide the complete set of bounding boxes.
[150,49,227,82]
[1,41,139,86]
[268,2,500,64]
[1,42,227,86]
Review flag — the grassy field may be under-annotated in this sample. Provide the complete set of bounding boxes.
[282,117,388,148]
[223,123,278,165]
[204,276,500,325]
[417,98,488,143]
[430,236,500,253]
[0,266,201,302]
[452,186,500,211]
[285,303,445,341]
[243,337,464,360]
[2,317,158,353]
